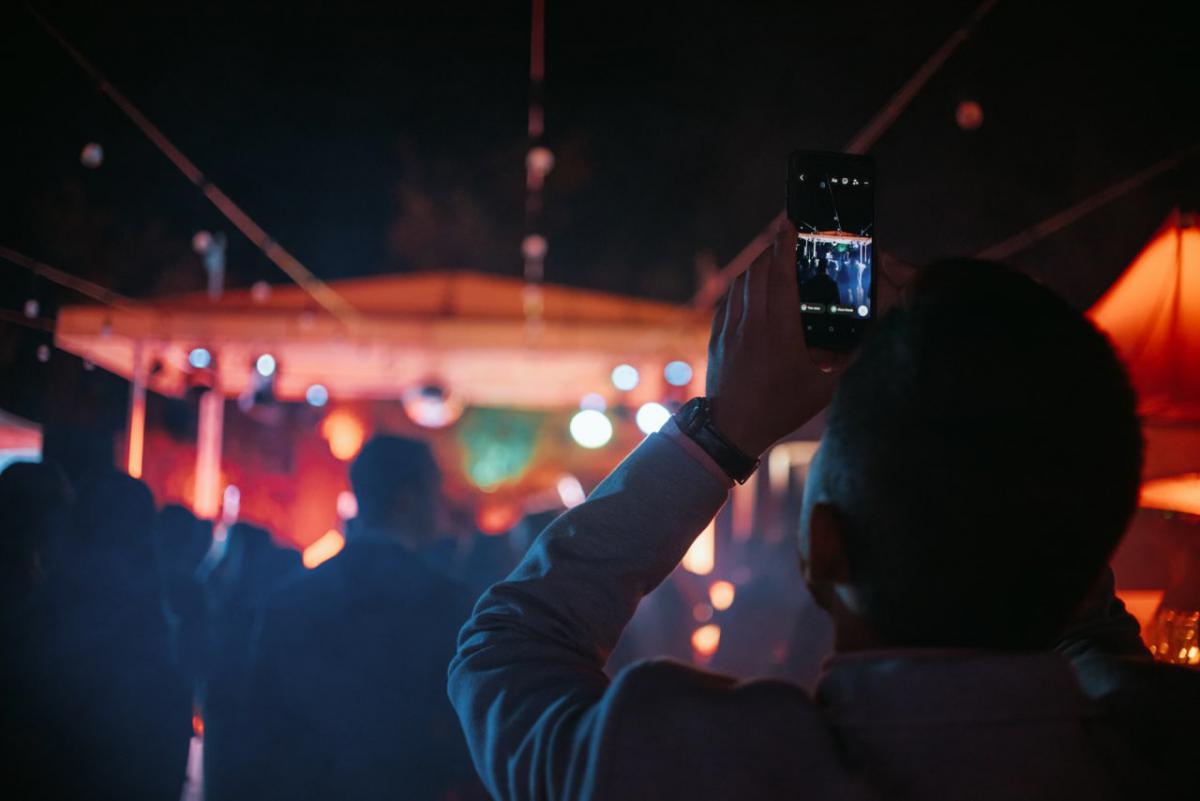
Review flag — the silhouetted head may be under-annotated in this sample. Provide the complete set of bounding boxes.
[349,435,441,543]
[71,469,157,569]
[800,260,1142,651]
[0,460,73,592]
[155,504,211,577]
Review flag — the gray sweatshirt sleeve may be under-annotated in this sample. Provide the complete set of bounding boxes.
[447,432,730,801]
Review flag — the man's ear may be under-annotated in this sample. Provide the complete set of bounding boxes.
[804,502,852,585]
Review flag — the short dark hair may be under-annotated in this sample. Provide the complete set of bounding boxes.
[349,435,440,528]
[819,260,1142,649]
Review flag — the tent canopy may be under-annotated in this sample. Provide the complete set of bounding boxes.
[55,271,708,408]
[1089,211,1200,423]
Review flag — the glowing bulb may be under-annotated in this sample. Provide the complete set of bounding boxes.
[188,348,212,369]
[401,385,463,429]
[80,142,104,168]
[569,409,613,449]
[956,100,984,131]
[635,402,671,434]
[336,490,358,520]
[521,234,548,260]
[708,580,736,611]
[192,230,214,254]
[321,411,366,461]
[691,624,721,658]
[664,361,693,386]
[556,475,586,508]
[580,392,607,411]
[611,364,639,391]
[306,383,329,407]
[255,354,277,377]
[682,520,715,575]
[303,529,345,569]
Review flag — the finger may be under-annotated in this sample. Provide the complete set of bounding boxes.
[746,234,772,322]
[768,218,799,312]
[710,287,729,344]
[728,270,747,334]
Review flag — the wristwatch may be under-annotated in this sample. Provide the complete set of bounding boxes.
[673,397,761,484]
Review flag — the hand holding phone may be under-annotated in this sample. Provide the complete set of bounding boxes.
[787,151,876,352]
[706,220,842,457]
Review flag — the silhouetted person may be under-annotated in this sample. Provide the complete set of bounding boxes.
[154,504,211,683]
[19,470,191,800]
[200,521,301,801]
[241,435,482,801]
[450,225,1197,800]
[0,460,73,605]
[800,259,839,307]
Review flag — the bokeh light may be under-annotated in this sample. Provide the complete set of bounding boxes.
[691,624,721,658]
[306,383,329,407]
[611,364,639,391]
[255,353,277,377]
[635,402,670,434]
[708,580,736,611]
[569,409,613,449]
[188,348,212,369]
[320,410,366,461]
[663,360,693,387]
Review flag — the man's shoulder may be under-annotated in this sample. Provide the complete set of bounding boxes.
[606,658,825,735]
[598,660,848,797]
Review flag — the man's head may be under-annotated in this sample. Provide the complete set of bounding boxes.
[349,435,441,542]
[800,260,1142,651]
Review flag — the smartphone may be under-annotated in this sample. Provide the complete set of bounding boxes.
[786,150,875,351]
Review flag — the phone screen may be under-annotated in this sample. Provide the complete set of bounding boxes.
[787,151,875,351]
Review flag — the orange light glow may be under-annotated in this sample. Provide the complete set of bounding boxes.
[476,502,522,535]
[303,528,345,569]
[1088,213,1200,422]
[681,519,715,575]
[1139,473,1200,517]
[126,398,145,479]
[691,624,721,658]
[192,710,204,738]
[1116,589,1165,634]
[708,580,736,611]
[320,410,366,461]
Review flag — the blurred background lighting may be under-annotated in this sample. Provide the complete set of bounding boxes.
[663,360,693,386]
[611,364,639,391]
[635,402,670,434]
[569,409,613,449]
[306,383,329,407]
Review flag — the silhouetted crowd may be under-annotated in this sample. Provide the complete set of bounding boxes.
[0,436,517,801]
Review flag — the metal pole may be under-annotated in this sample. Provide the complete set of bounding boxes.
[125,341,147,479]
[193,390,225,519]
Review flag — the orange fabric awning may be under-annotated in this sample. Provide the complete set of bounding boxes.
[1088,212,1200,422]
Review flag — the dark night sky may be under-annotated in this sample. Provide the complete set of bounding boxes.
[1,0,1197,316]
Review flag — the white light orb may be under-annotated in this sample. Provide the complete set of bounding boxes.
[635,402,671,434]
[556,475,586,508]
[23,299,39,319]
[255,353,277,377]
[569,409,613,449]
[663,360,693,387]
[188,348,212,369]
[306,383,329,407]
[611,364,639,392]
